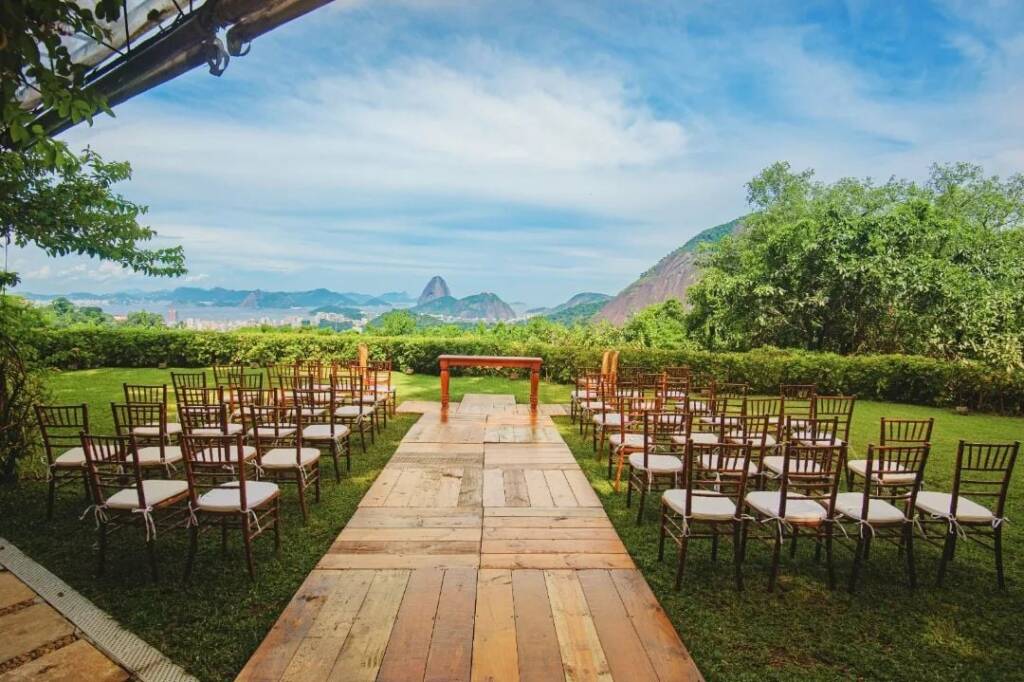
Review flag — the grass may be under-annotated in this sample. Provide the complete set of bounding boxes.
[2,367,1023,680]
[553,405,1024,681]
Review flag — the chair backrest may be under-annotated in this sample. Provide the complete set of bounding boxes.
[780,384,816,419]
[250,405,304,455]
[212,364,244,388]
[293,387,337,428]
[879,417,933,445]
[664,366,691,380]
[617,395,649,436]
[950,441,1020,520]
[816,395,856,442]
[171,371,207,391]
[717,382,749,398]
[176,385,224,409]
[332,371,363,402]
[181,433,250,508]
[227,369,264,391]
[35,404,89,464]
[180,403,229,434]
[783,416,840,445]
[776,443,846,516]
[647,410,691,452]
[747,397,782,420]
[684,440,752,509]
[111,401,165,436]
[367,365,391,393]
[123,383,168,405]
[80,433,144,508]
[637,372,666,408]
[858,443,929,510]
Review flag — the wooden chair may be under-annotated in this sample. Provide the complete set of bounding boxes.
[659,439,753,590]
[212,364,244,391]
[123,383,182,440]
[179,401,244,437]
[833,444,929,591]
[578,373,613,439]
[332,371,375,453]
[570,367,601,424]
[627,411,685,523]
[763,416,840,480]
[111,403,183,474]
[80,433,189,580]
[181,433,281,580]
[35,404,90,519]
[609,395,651,492]
[846,417,934,490]
[251,406,321,522]
[813,395,857,446]
[780,384,817,422]
[293,387,350,482]
[348,365,387,433]
[915,440,1019,589]
[593,377,639,456]
[367,360,397,418]
[743,443,845,591]
[170,371,207,392]
[725,413,775,489]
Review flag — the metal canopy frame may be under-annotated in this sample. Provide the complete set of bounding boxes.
[31,0,333,138]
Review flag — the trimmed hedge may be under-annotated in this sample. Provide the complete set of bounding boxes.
[33,328,1024,413]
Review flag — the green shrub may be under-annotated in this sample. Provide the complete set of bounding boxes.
[32,328,1024,413]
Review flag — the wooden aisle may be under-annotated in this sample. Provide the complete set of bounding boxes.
[237,395,702,682]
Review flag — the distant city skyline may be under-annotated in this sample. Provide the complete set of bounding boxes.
[9,0,1024,305]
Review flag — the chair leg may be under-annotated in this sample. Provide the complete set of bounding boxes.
[733,522,744,591]
[146,538,159,582]
[848,536,865,593]
[625,468,633,506]
[273,498,282,555]
[905,524,917,590]
[711,527,719,561]
[220,518,229,556]
[937,530,956,586]
[96,522,107,578]
[185,524,198,581]
[636,482,647,525]
[674,534,690,590]
[358,421,367,453]
[994,526,1005,590]
[825,524,836,590]
[345,437,352,471]
[330,441,341,482]
[46,476,57,521]
[767,524,783,593]
[241,514,256,580]
[315,462,322,502]
[789,527,799,558]
[657,506,667,561]
[297,470,308,524]
[845,465,854,492]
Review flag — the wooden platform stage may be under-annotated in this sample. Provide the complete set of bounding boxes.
[237,394,702,681]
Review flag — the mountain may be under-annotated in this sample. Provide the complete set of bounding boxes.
[595,218,744,324]
[545,300,608,324]
[378,291,414,305]
[21,287,397,310]
[418,276,452,305]
[412,292,516,321]
[548,292,611,315]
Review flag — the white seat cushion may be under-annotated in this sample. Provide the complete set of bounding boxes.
[699,415,742,427]
[335,405,373,418]
[260,447,321,469]
[746,490,827,524]
[915,491,994,524]
[571,390,597,400]
[663,489,737,521]
[727,432,778,447]
[54,447,86,467]
[360,394,385,404]
[303,424,351,441]
[293,407,327,417]
[192,423,243,436]
[196,445,257,461]
[579,400,605,410]
[198,481,279,512]
[609,433,648,449]
[593,413,626,426]
[133,423,183,437]
[763,456,823,476]
[249,425,297,439]
[796,436,847,447]
[135,446,184,466]
[833,492,906,524]
[697,454,757,476]
[846,459,917,485]
[105,479,188,510]
[628,453,683,473]
[670,432,719,446]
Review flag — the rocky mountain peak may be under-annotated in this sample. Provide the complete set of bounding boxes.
[418,276,452,305]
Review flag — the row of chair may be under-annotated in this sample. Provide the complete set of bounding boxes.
[34,361,398,580]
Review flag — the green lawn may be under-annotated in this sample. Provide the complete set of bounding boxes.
[2,368,1022,681]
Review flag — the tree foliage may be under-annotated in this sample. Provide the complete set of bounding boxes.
[686,162,1024,369]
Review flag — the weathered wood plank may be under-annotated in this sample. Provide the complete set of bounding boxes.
[424,568,477,682]
[481,539,626,555]
[458,466,483,508]
[544,570,612,682]
[436,467,464,508]
[578,569,660,682]
[484,527,619,540]
[328,570,410,681]
[470,569,518,682]
[318,554,481,570]
[502,469,530,507]
[482,468,506,507]
[0,639,128,682]
[359,468,402,507]
[544,470,578,507]
[511,569,565,682]
[523,469,554,507]
[481,554,635,570]
[564,469,602,507]
[377,568,445,682]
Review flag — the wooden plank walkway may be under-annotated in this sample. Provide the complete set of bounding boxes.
[237,395,701,682]
[0,567,129,681]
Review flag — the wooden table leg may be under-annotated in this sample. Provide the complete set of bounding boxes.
[530,365,540,414]
[440,363,450,419]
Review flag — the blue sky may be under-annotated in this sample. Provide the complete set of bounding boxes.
[11,0,1024,306]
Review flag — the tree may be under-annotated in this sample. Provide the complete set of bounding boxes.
[369,310,418,336]
[685,162,1024,368]
[622,299,694,349]
[123,310,165,328]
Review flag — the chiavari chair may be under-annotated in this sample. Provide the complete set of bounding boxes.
[251,405,321,522]
[293,386,351,481]
[846,417,934,491]
[35,404,90,519]
[627,411,685,523]
[111,402,183,474]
